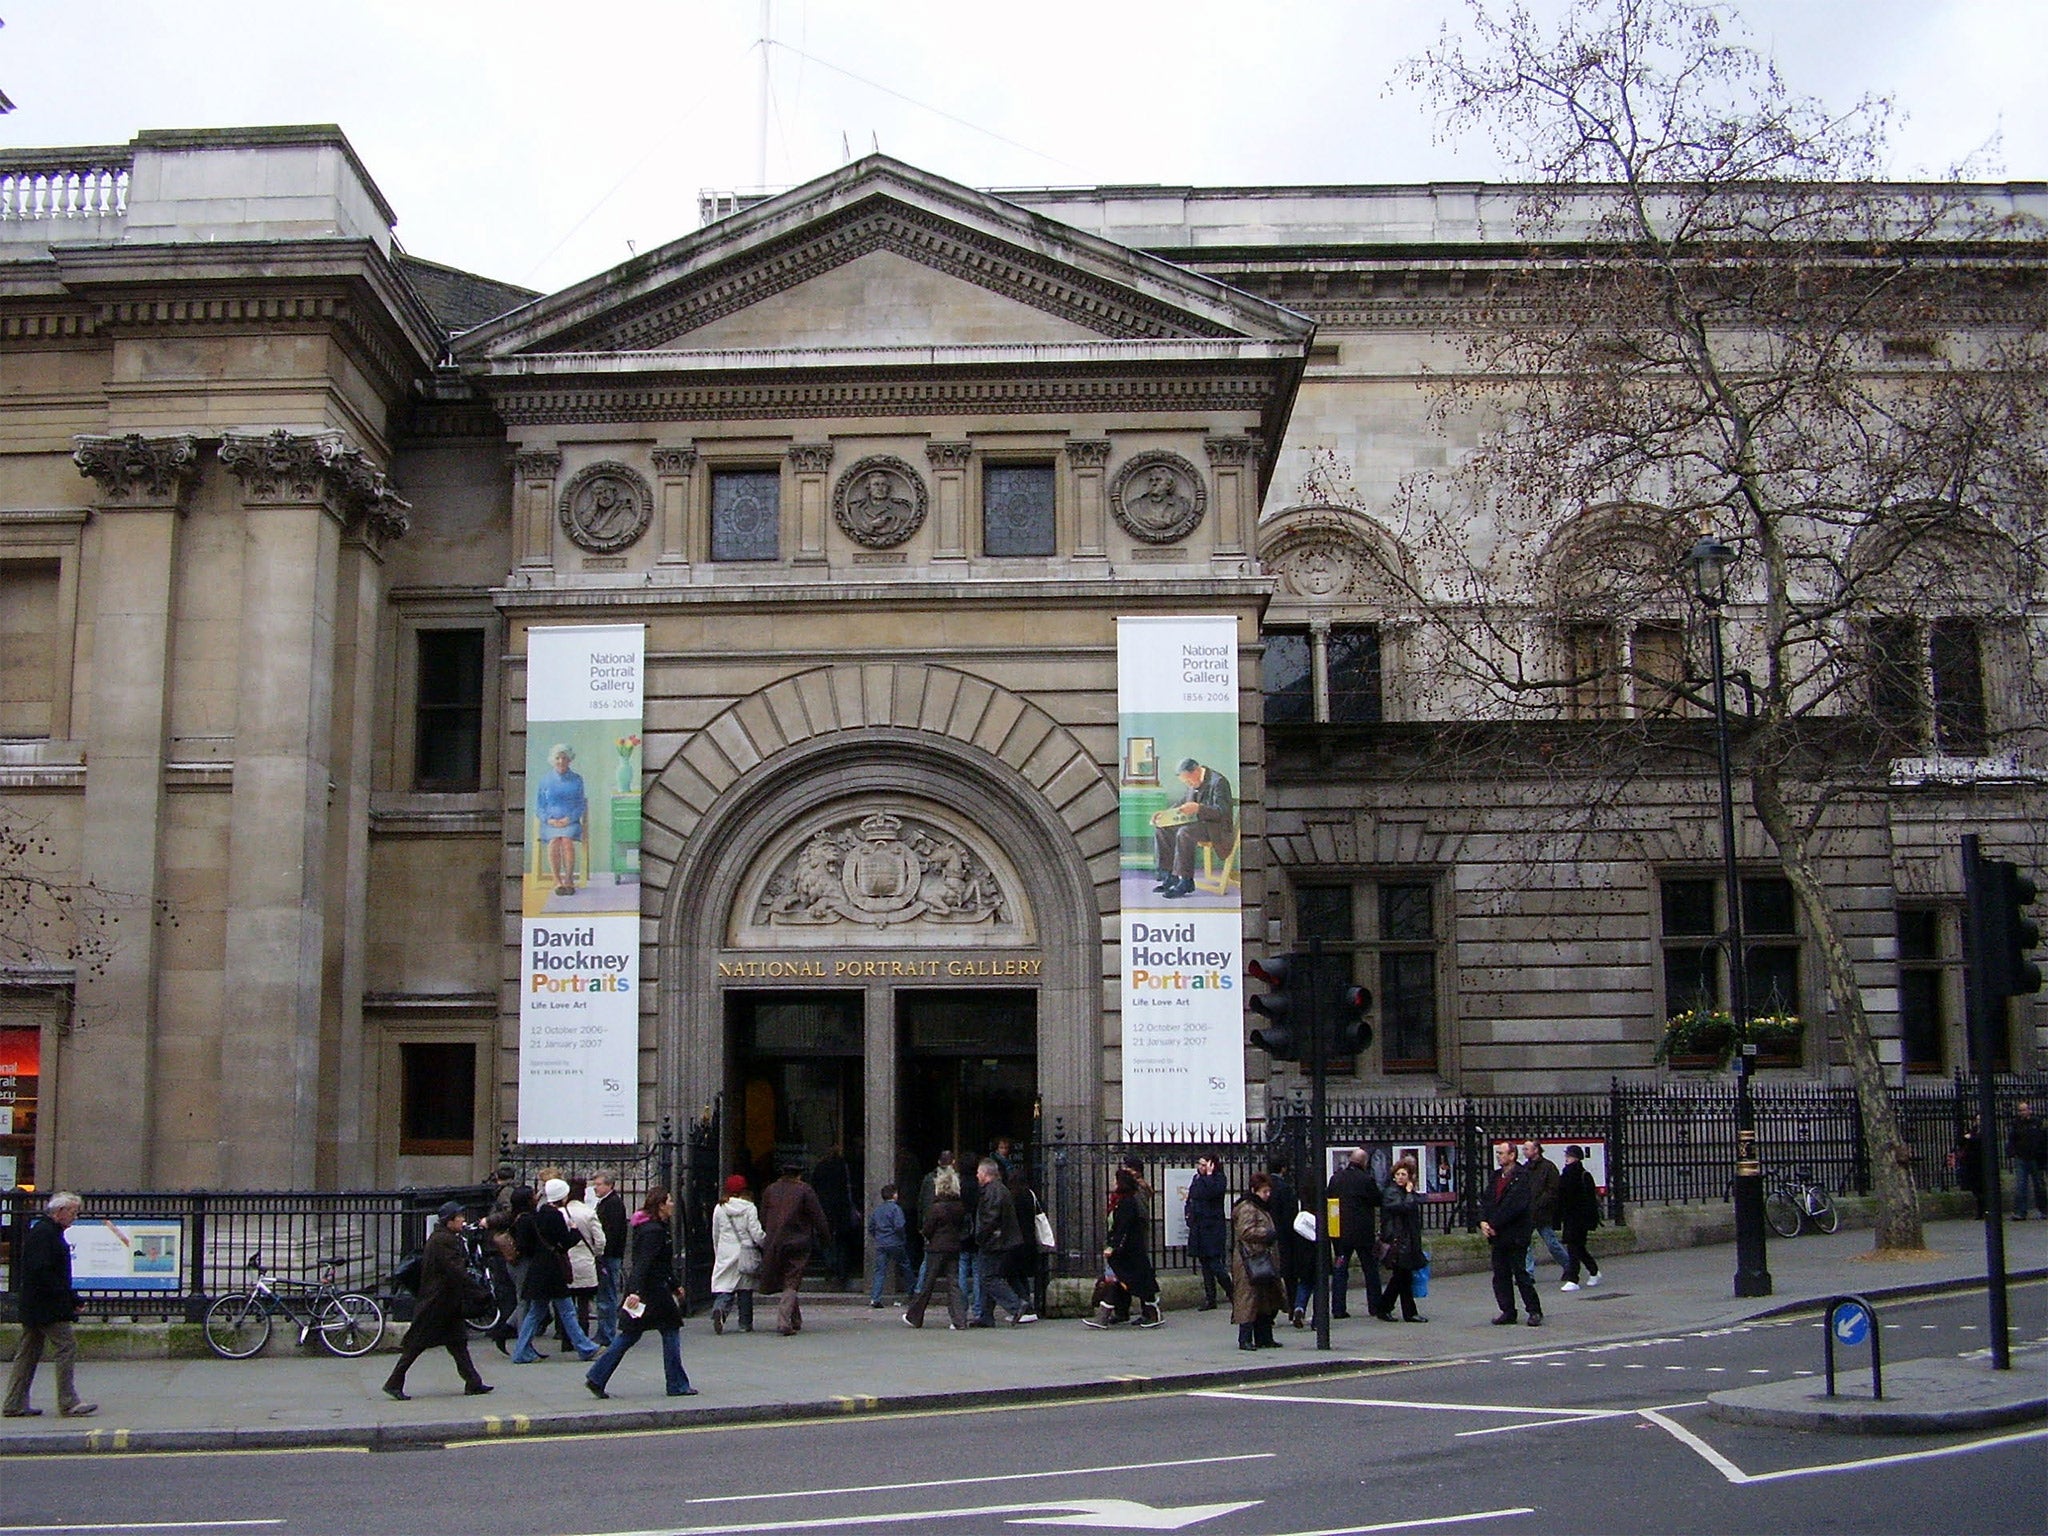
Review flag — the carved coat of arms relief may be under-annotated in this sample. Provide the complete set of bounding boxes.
[758,812,1009,929]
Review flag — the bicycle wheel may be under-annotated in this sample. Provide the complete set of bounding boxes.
[317,1292,385,1357]
[1764,1188,1803,1238]
[464,1300,505,1337]
[1806,1186,1840,1234]
[203,1292,273,1358]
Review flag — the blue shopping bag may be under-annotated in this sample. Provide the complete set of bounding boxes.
[1412,1258,1430,1298]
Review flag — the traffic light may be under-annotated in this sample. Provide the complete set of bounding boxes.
[1247,953,1306,1061]
[1330,980,1374,1056]
[1987,859,2044,1002]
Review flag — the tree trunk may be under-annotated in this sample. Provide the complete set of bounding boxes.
[1749,760,1925,1250]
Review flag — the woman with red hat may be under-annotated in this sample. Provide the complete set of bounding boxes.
[709,1174,766,1334]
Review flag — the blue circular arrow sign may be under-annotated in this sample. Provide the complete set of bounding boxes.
[1831,1302,1871,1346]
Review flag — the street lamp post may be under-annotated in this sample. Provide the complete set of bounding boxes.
[1685,535,1773,1299]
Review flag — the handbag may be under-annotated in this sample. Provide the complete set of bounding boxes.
[1033,1211,1056,1252]
[388,1253,423,1295]
[1240,1243,1279,1285]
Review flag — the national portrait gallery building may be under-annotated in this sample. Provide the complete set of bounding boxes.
[0,128,2039,1196]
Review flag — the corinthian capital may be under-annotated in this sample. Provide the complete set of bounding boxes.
[73,433,200,508]
[219,429,408,542]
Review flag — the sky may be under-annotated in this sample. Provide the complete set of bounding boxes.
[3,1,2042,295]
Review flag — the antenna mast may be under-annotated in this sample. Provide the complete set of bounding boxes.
[756,0,771,191]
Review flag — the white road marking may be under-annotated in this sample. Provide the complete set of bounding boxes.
[0,1526,283,1533]
[1192,1391,1620,1418]
[684,1453,1277,1506]
[1454,1411,1637,1438]
[1640,1408,2048,1487]
[1009,1500,1260,1529]
[1255,1510,1533,1536]
[551,1498,1260,1536]
[1638,1408,1751,1484]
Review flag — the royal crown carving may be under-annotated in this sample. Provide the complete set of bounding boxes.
[72,433,199,506]
[832,456,928,549]
[758,812,1010,930]
[1109,450,1207,544]
[558,461,653,554]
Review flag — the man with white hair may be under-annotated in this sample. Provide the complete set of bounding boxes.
[3,1192,96,1417]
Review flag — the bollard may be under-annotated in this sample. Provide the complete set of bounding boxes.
[1822,1293,1883,1401]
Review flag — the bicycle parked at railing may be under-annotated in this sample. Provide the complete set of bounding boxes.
[202,1250,386,1359]
[1764,1169,1840,1237]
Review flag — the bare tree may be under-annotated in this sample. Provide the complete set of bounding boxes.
[1377,0,2048,1250]
[1,810,158,1019]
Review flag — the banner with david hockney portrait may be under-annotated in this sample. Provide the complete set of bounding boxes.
[519,624,644,1143]
[1117,615,1244,1140]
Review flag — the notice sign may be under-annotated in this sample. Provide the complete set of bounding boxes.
[67,1217,183,1291]
[1117,616,1245,1140]
[519,624,645,1144]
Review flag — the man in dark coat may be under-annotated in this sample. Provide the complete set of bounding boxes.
[1184,1154,1231,1310]
[383,1202,493,1400]
[971,1158,1033,1326]
[589,1171,629,1344]
[1265,1156,1307,1327]
[3,1191,94,1418]
[1519,1141,1569,1277]
[2007,1101,2048,1220]
[759,1161,832,1336]
[1557,1146,1604,1291]
[1326,1147,1384,1320]
[809,1145,862,1287]
[1152,758,1235,900]
[1479,1141,1542,1326]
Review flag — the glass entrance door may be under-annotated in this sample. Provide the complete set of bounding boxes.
[727,991,864,1198]
[897,989,1036,1176]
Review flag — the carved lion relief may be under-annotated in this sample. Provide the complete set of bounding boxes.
[558,462,653,554]
[832,456,928,548]
[756,812,1010,929]
[1109,451,1207,544]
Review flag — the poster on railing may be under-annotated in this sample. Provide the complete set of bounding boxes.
[1117,615,1245,1140]
[65,1217,183,1291]
[518,624,644,1144]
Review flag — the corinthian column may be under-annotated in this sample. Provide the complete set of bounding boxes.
[62,434,198,1187]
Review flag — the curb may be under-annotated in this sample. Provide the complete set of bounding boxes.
[1742,1265,2047,1320]
[0,1355,1388,1458]
[1705,1394,2048,1435]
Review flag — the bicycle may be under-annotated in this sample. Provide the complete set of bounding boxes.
[1764,1170,1839,1238]
[202,1251,387,1359]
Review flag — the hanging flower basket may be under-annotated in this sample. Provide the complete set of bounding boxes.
[1657,1009,1804,1068]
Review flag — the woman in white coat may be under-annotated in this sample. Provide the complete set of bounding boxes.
[709,1174,766,1334]
[565,1177,607,1340]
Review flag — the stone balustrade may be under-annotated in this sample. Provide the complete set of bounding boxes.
[0,147,131,225]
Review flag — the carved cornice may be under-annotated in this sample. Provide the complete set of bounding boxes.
[512,449,563,482]
[543,202,1238,352]
[2,309,97,344]
[1204,435,1257,467]
[788,443,835,475]
[218,429,410,539]
[72,433,199,509]
[493,372,1275,426]
[1063,439,1111,469]
[651,447,698,477]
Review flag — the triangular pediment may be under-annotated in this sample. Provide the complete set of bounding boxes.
[456,156,1311,362]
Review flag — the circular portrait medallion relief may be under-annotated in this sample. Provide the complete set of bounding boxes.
[832,455,929,549]
[1109,451,1207,544]
[558,462,654,554]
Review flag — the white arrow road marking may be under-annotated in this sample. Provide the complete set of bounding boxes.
[1193,1390,1621,1418]
[1237,1508,1534,1536]
[1639,1410,2048,1486]
[554,1497,1257,1536]
[1007,1499,1261,1529]
[686,1452,1277,1505]
[0,1525,284,1533]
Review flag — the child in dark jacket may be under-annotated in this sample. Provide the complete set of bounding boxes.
[868,1184,911,1306]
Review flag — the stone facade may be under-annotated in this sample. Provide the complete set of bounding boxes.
[0,131,2039,1194]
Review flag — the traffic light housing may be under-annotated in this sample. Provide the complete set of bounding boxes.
[1247,953,1305,1061]
[1987,859,2044,1002]
[1330,980,1374,1056]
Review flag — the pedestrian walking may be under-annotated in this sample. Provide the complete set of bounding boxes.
[810,1144,861,1288]
[509,1178,602,1363]
[1264,1156,1309,1327]
[709,1174,766,1334]
[903,1167,970,1329]
[3,1192,96,1419]
[383,1202,494,1400]
[585,1188,698,1399]
[1184,1153,1231,1312]
[912,1151,958,1297]
[1006,1167,1050,1318]
[1480,1142,1543,1327]
[589,1170,628,1345]
[1089,1166,1160,1328]
[1326,1147,1383,1320]
[1373,1159,1427,1323]
[1520,1141,1569,1276]
[759,1159,831,1336]
[1954,1119,1989,1220]
[1556,1145,1604,1291]
[1230,1172,1286,1350]
[867,1183,911,1307]
[971,1159,1035,1326]
[2007,1101,2048,1220]
[563,1176,607,1342]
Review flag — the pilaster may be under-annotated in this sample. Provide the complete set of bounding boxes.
[1204,436,1257,557]
[926,442,972,561]
[512,449,561,572]
[1065,440,1111,559]
[60,433,198,1187]
[789,444,834,564]
[652,446,696,570]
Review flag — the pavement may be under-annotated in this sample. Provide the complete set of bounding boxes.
[2,1217,2042,1456]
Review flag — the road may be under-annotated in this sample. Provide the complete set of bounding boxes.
[3,1287,2041,1536]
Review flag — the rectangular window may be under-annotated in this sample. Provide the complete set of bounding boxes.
[1292,878,1440,1074]
[1264,631,1313,724]
[1930,618,1987,755]
[1632,621,1689,716]
[1869,617,1923,744]
[1897,906,1946,1073]
[1661,875,1804,1065]
[1327,627,1383,723]
[982,463,1056,557]
[1565,623,1620,718]
[414,629,485,792]
[0,560,61,739]
[710,469,781,561]
[399,1042,476,1155]
[1661,878,1721,1019]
